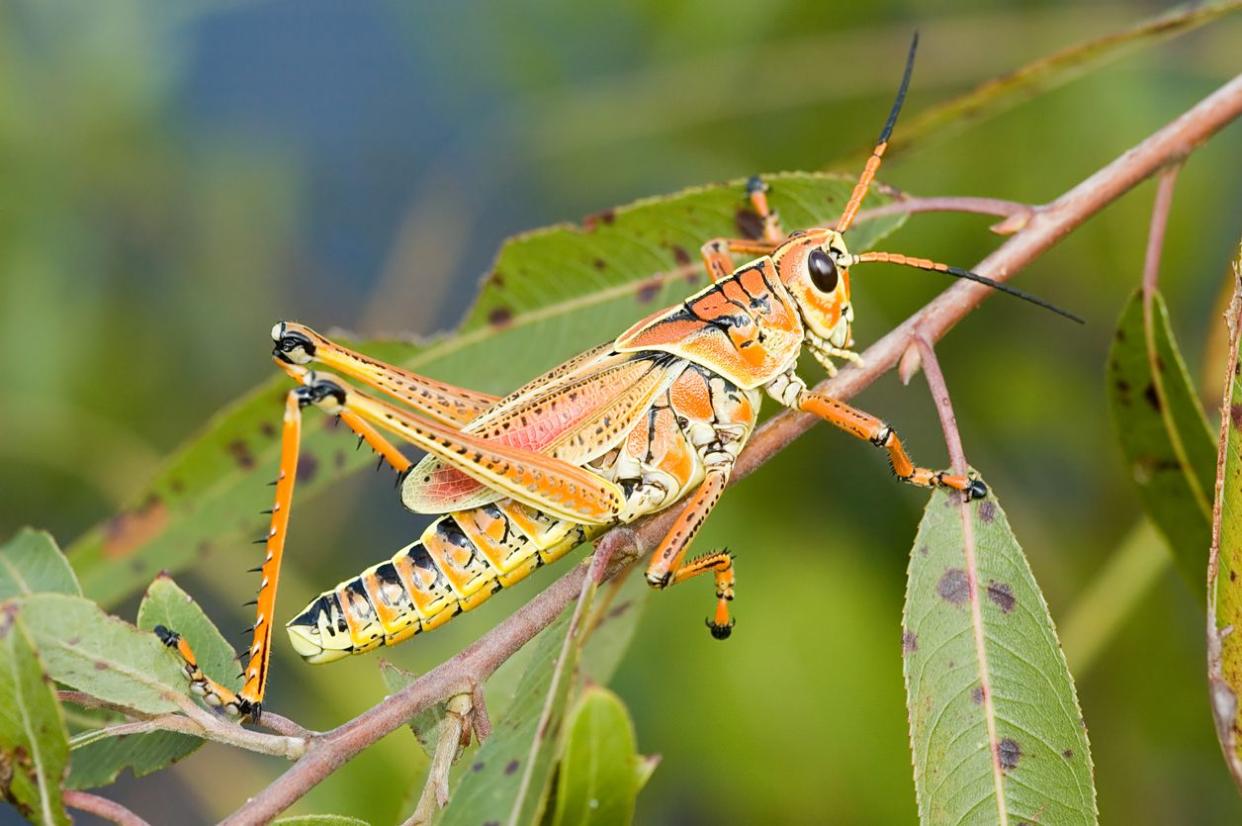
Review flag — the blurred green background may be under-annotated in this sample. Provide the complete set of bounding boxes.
[2,1,1241,823]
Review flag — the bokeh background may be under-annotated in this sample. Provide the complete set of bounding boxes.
[3,1,1241,823]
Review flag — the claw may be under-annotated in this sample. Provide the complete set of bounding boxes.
[705,617,735,641]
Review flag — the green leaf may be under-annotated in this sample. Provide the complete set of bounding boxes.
[0,605,71,826]
[440,605,583,826]
[0,529,81,600]
[1208,250,1242,785]
[1107,289,1216,593]
[136,574,241,693]
[377,659,442,761]
[18,594,188,715]
[65,172,907,607]
[272,816,371,826]
[550,686,640,826]
[66,727,201,790]
[903,483,1096,825]
[874,1,1241,164]
[58,574,229,789]
[577,564,650,685]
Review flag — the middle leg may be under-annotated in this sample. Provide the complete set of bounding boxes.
[644,465,737,639]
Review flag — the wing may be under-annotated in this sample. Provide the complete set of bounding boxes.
[402,347,685,514]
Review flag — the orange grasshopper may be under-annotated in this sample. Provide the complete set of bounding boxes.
[156,34,1078,719]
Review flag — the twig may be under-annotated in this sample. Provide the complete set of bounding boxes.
[914,336,967,474]
[1141,163,1183,298]
[62,790,151,826]
[402,693,473,826]
[222,71,1242,826]
[854,195,1036,235]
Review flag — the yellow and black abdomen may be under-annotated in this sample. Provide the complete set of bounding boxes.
[286,500,596,663]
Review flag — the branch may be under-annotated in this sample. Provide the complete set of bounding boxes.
[854,195,1036,235]
[223,71,1242,825]
[63,790,151,826]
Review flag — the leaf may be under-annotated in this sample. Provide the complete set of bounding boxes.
[1107,289,1216,593]
[18,594,188,715]
[0,529,81,601]
[1208,247,1242,786]
[439,605,582,826]
[65,727,200,790]
[903,483,1096,825]
[272,817,371,826]
[873,1,1240,164]
[136,574,241,694]
[549,686,640,826]
[0,605,71,826]
[378,659,443,761]
[577,564,650,685]
[58,574,228,789]
[66,173,907,607]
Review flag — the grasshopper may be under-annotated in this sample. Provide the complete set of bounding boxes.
[156,34,1077,719]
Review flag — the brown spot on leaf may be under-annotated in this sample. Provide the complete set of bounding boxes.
[996,737,1022,770]
[471,761,484,772]
[735,208,764,240]
[607,600,633,620]
[1143,382,1161,412]
[297,454,319,485]
[583,209,616,231]
[488,270,505,287]
[504,759,520,775]
[901,630,918,653]
[94,660,109,671]
[986,581,1015,613]
[670,244,692,265]
[1062,748,1074,759]
[937,568,970,604]
[636,279,662,303]
[259,421,277,439]
[103,495,168,559]
[169,478,185,494]
[334,449,347,469]
[488,306,513,328]
[592,258,607,270]
[979,501,996,523]
[919,544,929,557]
[971,686,985,705]
[227,439,256,470]
[196,541,213,559]
[1115,328,1126,342]
[1231,404,1242,429]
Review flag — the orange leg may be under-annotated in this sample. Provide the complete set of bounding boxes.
[799,391,987,499]
[644,467,736,638]
[160,378,414,719]
[273,321,498,427]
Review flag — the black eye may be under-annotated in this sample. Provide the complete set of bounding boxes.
[808,249,838,292]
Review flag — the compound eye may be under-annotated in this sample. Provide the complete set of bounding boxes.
[808,249,838,293]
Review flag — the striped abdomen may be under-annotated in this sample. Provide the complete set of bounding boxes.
[285,500,595,663]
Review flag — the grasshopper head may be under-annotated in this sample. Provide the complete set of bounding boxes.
[773,228,855,359]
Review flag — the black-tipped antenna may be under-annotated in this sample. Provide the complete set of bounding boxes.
[878,30,918,147]
[853,251,1084,324]
[837,31,919,233]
